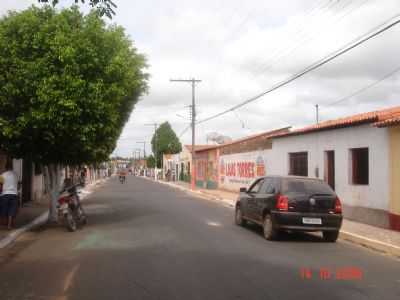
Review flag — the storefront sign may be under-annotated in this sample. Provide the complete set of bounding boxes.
[220,155,265,187]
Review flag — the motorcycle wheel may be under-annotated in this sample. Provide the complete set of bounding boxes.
[78,206,88,226]
[65,210,77,232]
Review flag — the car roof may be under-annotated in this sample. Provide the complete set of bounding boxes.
[261,175,324,181]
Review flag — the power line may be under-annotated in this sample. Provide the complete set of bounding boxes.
[197,13,400,125]
[179,124,191,138]
[253,0,371,76]
[323,64,400,108]
[250,0,341,75]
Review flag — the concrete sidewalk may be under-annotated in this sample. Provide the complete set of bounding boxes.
[159,179,400,258]
[0,177,110,249]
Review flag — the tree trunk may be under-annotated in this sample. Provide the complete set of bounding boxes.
[43,164,62,222]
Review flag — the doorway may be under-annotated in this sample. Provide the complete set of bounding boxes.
[325,151,335,190]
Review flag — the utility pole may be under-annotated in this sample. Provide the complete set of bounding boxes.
[145,123,158,180]
[135,148,141,160]
[170,78,202,190]
[315,104,319,124]
[137,141,146,158]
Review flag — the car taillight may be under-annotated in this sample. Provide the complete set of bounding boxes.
[335,197,342,214]
[276,194,289,211]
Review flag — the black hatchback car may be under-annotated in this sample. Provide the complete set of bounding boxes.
[235,176,343,242]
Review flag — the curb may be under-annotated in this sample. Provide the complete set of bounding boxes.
[0,177,109,249]
[0,211,49,249]
[149,178,236,208]
[339,231,400,258]
[152,179,400,258]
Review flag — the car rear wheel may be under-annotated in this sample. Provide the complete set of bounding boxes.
[323,230,339,242]
[263,214,278,240]
[235,206,246,226]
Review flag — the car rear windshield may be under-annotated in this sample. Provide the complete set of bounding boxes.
[282,178,334,195]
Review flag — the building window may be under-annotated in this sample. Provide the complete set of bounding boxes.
[351,148,369,185]
[289,152,308,176]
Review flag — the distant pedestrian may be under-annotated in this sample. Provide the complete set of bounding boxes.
[0,159,19,230]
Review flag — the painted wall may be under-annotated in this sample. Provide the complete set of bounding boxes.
[219,151,267,192]
[194,149,219,189]
[195,152,208,188]
[389,126,400,230]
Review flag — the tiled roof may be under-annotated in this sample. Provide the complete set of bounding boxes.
[373,110,400,127]
[191,127,291,153]
[184,145,213,152]
[273,105,400,138]
[185,106,400,155]
[215,127,290,148]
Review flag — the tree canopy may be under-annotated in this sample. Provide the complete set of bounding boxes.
[38,0,116,18]
[146,155,155,169]
[151,122,182,168]
[0,6,148,165]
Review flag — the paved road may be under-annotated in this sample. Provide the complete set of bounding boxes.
[0,176,399,300]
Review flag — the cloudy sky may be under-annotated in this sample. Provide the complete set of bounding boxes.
[2,0,400,157]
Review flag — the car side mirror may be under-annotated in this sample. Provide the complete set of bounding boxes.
[240,187,247,193]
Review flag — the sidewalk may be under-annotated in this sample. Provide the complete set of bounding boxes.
[160,179,400,258]
[0,177,109,249]
[0,201,48,243]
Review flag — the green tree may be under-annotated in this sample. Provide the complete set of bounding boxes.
[151,122,182,168]
[0,6,148,219]
[38,0,117,18]
[146,155,155,168]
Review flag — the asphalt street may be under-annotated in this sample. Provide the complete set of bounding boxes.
[0,176,399,300]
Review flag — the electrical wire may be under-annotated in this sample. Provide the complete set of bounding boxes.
[196,13,400,125]
[323,64,400,108]
[254,0,371,76]
[250,0,341,75]
[179,124,191,138]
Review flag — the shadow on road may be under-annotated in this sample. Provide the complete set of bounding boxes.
[243,222,325,243]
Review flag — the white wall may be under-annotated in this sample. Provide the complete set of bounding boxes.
[219,125,390,211]
[12,159,23,182]
[32,173,45,202]
[270,125,390,211]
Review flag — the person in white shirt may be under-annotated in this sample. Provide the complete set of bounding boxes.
[0,160,18,230]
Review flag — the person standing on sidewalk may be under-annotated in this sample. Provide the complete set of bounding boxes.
[0,160,19,230]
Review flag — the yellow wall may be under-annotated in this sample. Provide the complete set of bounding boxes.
[389,126,400,215]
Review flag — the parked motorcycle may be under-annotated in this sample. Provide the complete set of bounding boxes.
[57,184,87,232]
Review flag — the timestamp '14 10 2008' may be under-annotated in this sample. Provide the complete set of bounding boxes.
[300,267,363,280]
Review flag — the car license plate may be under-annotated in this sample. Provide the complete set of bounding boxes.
[302,217,322,225]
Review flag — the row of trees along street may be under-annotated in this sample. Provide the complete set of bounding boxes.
[0,2,148,220]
